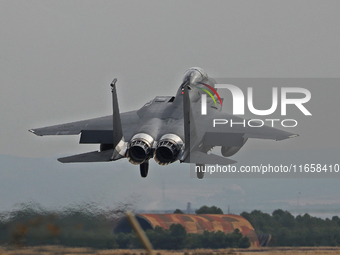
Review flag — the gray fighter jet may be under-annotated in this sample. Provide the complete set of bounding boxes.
[29,67,297,179]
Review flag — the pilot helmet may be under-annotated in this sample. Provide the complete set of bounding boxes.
[183,67,208,84]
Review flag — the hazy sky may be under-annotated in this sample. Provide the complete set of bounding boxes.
[1,1,340,214]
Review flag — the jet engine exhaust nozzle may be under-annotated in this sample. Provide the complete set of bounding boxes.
[127,133,154,165]
[154,134,184,165]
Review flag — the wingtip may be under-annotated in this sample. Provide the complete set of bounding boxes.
[275,133,299,141]
[29,129,42,136]
[57,158,66,163]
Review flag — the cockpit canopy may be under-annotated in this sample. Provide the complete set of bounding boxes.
[182,67,208,85]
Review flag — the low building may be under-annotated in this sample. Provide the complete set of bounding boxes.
[114,214,259,247]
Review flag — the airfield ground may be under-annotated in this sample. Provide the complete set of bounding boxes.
[1,246,340,255]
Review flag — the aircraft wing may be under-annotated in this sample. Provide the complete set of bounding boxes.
[183,151,237,165]
[196,112,298,148]
[29,111,140,141]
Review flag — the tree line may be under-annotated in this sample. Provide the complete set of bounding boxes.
[0,203,249,249]
[241,209,340,246]
[2,202,339,248]
[115,225,250,249]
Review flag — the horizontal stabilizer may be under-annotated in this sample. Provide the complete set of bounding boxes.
[58,149,114,163]
[183,151,237,165]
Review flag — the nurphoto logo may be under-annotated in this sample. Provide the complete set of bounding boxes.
[201,84,312,128]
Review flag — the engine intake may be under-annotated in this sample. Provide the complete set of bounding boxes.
[127,133,154,165]
[154,134,184,165]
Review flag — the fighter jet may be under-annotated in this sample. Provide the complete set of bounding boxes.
[29,67,297,179]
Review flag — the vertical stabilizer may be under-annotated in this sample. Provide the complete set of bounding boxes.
[110,79,126,160]
[182,85,198,161]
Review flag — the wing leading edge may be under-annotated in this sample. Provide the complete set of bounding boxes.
[29,111,140,139]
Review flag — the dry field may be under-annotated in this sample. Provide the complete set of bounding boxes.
[1,246,340,255]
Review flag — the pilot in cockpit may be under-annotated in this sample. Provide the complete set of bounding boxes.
[181,67,208,91]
